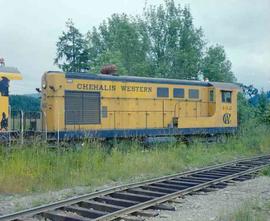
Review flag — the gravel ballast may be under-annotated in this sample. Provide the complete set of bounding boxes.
[149,176,270,221]
[1,176,270,219]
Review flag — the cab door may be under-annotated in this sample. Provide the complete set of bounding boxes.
[221,90,233,126]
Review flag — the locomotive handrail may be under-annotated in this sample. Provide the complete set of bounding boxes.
[20,110,24,145]
[41,110,48,142]
[5,100,218,142]
[63,108,215,131]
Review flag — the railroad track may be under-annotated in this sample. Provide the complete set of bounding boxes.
[1,154,270,221]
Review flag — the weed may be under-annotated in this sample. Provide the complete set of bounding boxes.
[220,200,269,221]
[260,166,270,176]
[0,123,269,194]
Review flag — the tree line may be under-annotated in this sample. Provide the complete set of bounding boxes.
[238,87,270,125]
[55,0,236,82]
[10,95,40,112]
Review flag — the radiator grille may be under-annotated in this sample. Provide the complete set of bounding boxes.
[65,91,100,125]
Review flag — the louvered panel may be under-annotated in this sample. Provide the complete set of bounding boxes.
[83,92,100,124]
[65,91,101,125]
[65,91,83,125]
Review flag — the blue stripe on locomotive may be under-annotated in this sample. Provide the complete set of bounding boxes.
[47,127,237,140]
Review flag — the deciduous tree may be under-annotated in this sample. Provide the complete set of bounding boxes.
[202,45,236,82]
[86,14,149,75]
[141,1,204,79]
[55,1,236,83]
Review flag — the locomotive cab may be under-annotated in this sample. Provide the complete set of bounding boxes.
[0,66,22,131]
[210,82,238,127]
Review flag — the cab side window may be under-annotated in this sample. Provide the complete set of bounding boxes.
[209,90,214,102]
[173,88,185,98]
[157,87,169,98]
[189,89,199,99]
[221,90,232,103]
[0,77,9,96]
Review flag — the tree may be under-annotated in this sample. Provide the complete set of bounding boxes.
[237,93,255,126]
[55,19,88,72]
[86,14,149,75]
[10,95,40,111]
[202,45,236,82]
[141,1,205,79]
[256,91,270,124]
[85,1,206,78]
[240,84,258,99]
[55,0,236,82]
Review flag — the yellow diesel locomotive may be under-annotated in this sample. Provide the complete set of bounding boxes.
[0,66,22,132]
[41,71,239,140]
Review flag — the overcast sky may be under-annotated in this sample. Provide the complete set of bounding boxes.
[1,0,270,94]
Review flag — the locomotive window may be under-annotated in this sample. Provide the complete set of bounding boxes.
[221,91,232,103]
[0,77,9,96]
[173,88,185,98]
[209,90,214,102]
[157,87,169,97]
[189,89,199,99]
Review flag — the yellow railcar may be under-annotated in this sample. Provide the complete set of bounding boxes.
[41,71,239,139]
[0,66,22,131]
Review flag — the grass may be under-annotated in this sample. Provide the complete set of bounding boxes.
[220,200,270,221]
[0,121,269,194]
[260,166,270,176]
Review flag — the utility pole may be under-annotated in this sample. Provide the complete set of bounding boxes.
[0,58,5,66]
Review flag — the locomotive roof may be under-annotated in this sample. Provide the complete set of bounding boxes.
[65,72,210,87]
[46,71,239,89]
[0,66,22,80]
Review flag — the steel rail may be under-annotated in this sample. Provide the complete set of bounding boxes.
[94,164,267,221]
[0,154,270,221]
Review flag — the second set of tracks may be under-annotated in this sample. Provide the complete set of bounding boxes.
[1,154,270,221]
